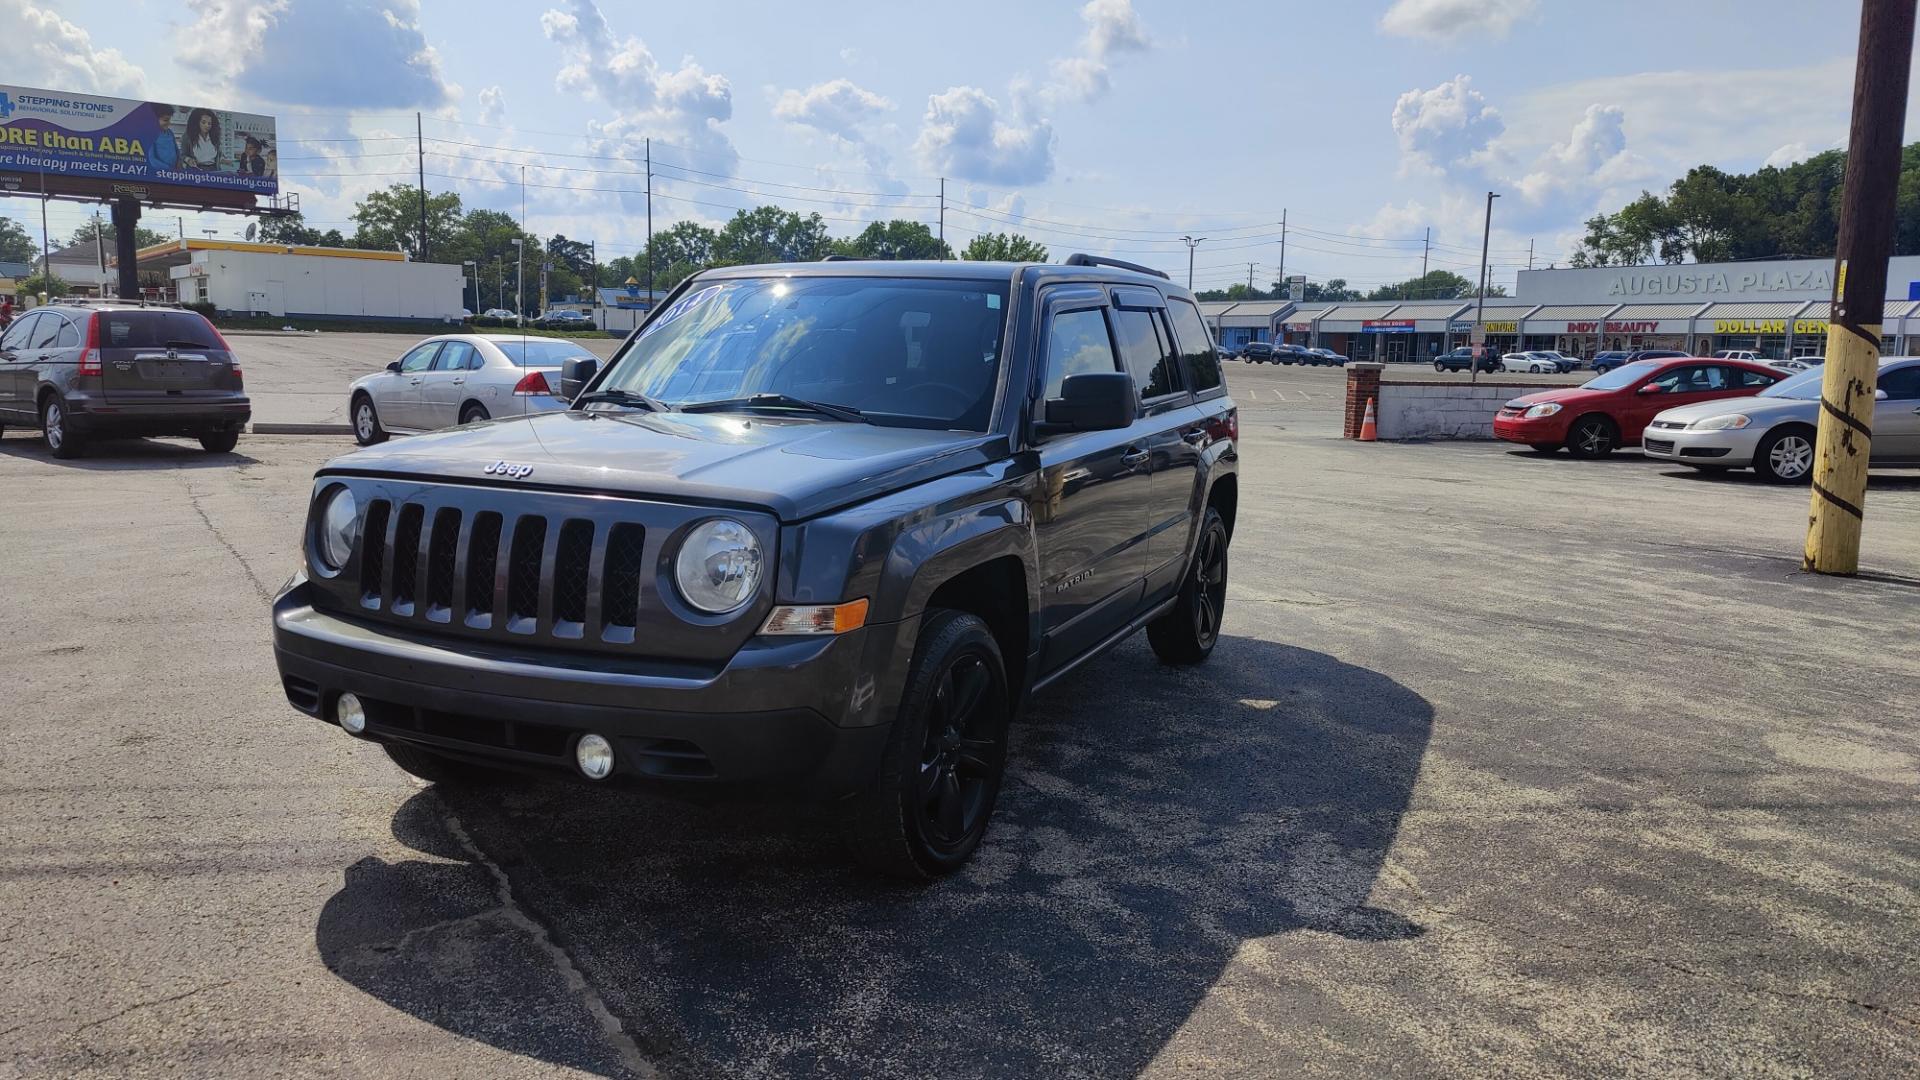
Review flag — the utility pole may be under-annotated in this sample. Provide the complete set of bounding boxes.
[1277,209,1287,283]
[1527,238,1535,271]
[645,138,654,299]
[37,167,50,289]
[416,112,428,260]
[1180,235,1205,290]
[177,217,184,241]
[1246,262,1258,292]
[1421,227,1430,277]
[94,210,106,279]
[938,177,946,258]
[1804,0,1916,575]
[1472,191,1500,386]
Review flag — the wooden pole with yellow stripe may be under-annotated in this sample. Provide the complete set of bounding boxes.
[1804,0,1917,575]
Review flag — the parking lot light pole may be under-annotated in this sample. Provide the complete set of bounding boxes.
[511,238,525,322]
[1472,191,1500,386]
[1804,0,1917,575]
[1181,235,1206,290]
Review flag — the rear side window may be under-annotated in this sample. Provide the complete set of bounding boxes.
[434,341,477,371]
[1043,308,1118,400]
[1733,367,1777,388]
[1166,300,1224,393]
[53,318,80,348]
[493,339,597,367]
[1112,308,1178,400]
[102,311,222,350]
[29,313,63,350]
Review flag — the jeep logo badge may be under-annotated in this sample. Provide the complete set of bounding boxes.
[483,461,534,479]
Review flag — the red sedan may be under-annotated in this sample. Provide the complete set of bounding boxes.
[1492,357,1785,458]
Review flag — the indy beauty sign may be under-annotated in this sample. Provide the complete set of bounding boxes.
[0,84,278,197]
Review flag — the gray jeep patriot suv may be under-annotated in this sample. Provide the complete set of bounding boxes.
[273,255,1239,877]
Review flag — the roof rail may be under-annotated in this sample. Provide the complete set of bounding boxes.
[1063,253,1170,281]
[820,254,862,262]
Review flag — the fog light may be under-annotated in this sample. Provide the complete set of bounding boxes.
[336,692,367,734]
[575,733,615,780]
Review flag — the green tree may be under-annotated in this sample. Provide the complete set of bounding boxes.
[255,212,346,247]
[65,218,171,253]
[445,209,541,312]
[0,218,37,264]
[960,232,1048,262]
[840,219,952,260]
[712,206,833,266]
[350,183,465,261]
[17,271,69,298]
[1366,270,1476,301]
[1302,279,1362,303]
[639,220,720,291]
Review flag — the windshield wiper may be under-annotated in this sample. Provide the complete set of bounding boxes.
[678,393,869,423]
[574,388,673,413]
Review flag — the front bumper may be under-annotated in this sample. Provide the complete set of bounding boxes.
[272,579,907,795]
[1492,412,1570,444]
[67,395,251,436]
[1640,425,1762,466]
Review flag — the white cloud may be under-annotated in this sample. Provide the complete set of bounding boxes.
[0,0,146,96]
[774,79,892,137]
[1045,0,1152,104]
[915,86,1054,186]
[175,0,454,109]
[541,0,735,167]
[1391,75,1505,177]
[477,85,506,126]
[1380,0,1538,44]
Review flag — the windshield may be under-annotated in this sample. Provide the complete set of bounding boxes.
[597,275,1009,429]
[101,311,223,350]
[1580,360,1658,391]
[1760,368,1827,400]
[492,339,597,366]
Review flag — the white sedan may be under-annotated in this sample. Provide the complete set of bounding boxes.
[349,334,602,445]
[1501,352,1558,373]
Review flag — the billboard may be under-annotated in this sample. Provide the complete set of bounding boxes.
[0,84,277,197]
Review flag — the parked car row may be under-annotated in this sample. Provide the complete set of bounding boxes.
[1491,355,1920,483]
[1231,343,1348,366]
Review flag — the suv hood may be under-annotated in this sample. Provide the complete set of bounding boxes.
[320,410,1006,521]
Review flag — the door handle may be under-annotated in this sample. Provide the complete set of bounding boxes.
[410,377,423,385]
[1182,430,1209,446]
[1121,447,1150,467]
[452,377,466,385]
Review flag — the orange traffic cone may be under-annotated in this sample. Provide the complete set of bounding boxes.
[1359,396,1378,441]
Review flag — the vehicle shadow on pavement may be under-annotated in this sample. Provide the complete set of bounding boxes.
[315,636,1433,1079]
[1658,466,1920,491]
[0,434,259,469]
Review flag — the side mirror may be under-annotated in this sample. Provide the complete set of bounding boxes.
[1637,383,1666,395]
[1040,371,1137,434]
[560,356,599,401]
[1875,388,1889,401]
[385,360,400,373]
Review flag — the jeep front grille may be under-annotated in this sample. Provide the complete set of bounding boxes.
[353,497,643,645]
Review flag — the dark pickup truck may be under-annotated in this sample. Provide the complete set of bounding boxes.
[273,255,1240,877]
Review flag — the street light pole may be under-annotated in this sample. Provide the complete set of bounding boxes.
[512,238,525,324]
[1472,191,1501,386]
[1180,235,1206,290]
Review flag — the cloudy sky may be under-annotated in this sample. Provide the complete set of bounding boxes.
[2,0,1910,293]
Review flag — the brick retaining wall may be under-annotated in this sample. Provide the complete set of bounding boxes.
[1343,369,1562,440]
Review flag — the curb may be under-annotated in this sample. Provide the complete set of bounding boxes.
[251,423,351,435]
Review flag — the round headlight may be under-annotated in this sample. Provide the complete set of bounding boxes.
[314,487,358,574]
[673,518,762,613]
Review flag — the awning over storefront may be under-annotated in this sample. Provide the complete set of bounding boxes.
[1885,300,1920,341]
[1698,301,1817,336]
[1198,300,1290,329]
[1520,304,1618,335]
[1318,303,1410,332]
[1277,304,1336,333]
[1604,303,1709,336]
[1386,302,1473,332]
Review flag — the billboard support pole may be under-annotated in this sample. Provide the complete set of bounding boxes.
[111,199,142,301]
[38,167,51,287]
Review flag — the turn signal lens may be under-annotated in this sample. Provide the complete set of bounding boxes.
[512,370,553,396]
[760,598,870,636]
[78,313,102,376]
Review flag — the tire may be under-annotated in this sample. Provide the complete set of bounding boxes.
[840,609,1010,879]
[1434,361,1446,373]
[381,741,511,786]
[1148,506,1229,665]
[41,395,84,459]
[352,394,387,446]
[199,429,240,453]
[1564,414,1618,459]
[459,402,490,425]
[1754,426,1817,484]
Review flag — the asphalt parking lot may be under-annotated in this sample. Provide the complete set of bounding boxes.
[3,354,1918,1078]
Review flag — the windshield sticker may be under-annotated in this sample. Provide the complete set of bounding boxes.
[641,284,722,338]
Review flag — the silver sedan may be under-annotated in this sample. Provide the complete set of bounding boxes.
[1642,358,1920,482]
[349,334,602,445]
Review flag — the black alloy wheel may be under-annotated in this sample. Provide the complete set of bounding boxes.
[842,609,1010,878]
[1149,506,1229,665]
[1565,415,1617,459]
